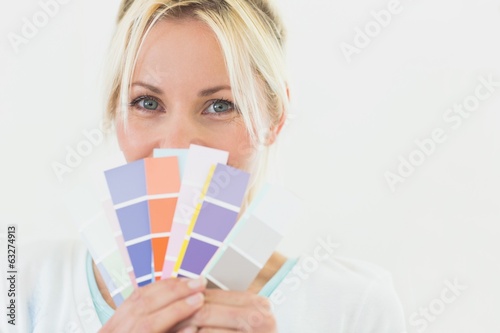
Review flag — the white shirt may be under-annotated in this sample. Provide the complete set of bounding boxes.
[0,239,407,332]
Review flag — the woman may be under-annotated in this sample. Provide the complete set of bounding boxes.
[8,0,407,332]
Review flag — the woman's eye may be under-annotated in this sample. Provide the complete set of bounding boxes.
[206,99,234,114]
[139,97,159,110]
[130,96,161,112]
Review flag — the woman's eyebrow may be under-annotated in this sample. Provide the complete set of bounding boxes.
[132,81,163,94]
[131,81,231,97]
[198,85,231,97]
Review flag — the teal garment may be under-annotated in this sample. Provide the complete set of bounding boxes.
[86,252,298,325]
[258,257,298,297]
[86,253,115,324]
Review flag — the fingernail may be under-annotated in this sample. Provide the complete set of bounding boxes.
[186,292,204,306]
[188,276,207,289]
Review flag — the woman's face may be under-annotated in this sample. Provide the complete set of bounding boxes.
[116,18,257,170]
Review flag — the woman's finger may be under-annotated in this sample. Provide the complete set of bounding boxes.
[147,292,205,332]
[192,303,243,328]
[100,277,207,332]
[121,277,206,317]
[191,302,274,332]
[204,289,271,310]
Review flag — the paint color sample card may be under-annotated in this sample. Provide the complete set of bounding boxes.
[153,148,188,179]
[146,157,180,279]
[65,186,133,305]
[105,160,151,286]
[102,199,137,287]
[76,145,302,299]
[105,157,180,286]
[151,150,187,279]
[204,185,302,291]
[162,144,229,278]
[91,153,137,288]
[174,163,250,277]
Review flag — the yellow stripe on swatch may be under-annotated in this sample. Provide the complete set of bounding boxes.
[172,164,216,275]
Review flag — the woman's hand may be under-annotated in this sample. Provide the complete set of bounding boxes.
[100,277,207,333]
[176,289,277,333]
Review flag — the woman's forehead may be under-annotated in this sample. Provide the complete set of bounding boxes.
[133,18,230,92]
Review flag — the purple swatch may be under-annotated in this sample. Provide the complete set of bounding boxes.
[115,201,151,241]
[192,202,238,242]
[105,159,147,204]
[178,164,250,276]
[180,239,218,275]
[205,164,250,206]
[127,241,152,286]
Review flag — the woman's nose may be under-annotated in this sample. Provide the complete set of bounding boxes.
[156,113,207,150]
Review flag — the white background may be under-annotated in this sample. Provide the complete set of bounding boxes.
[0,0,499,331]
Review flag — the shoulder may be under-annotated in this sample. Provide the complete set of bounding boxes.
[21,238,85,267]
[1,238,100,332]
[19,238,87,286]
[314,254,397,295]
[270,254,407,332]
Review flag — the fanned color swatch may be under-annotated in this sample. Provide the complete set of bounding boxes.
[65,186,133,306]
[68,144,302,303]
[161,145,228,278]
[174,163,250,278]
[204,184,302,290]
[105,157,180,286]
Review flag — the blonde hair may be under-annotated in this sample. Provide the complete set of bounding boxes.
[102,0,288,200]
